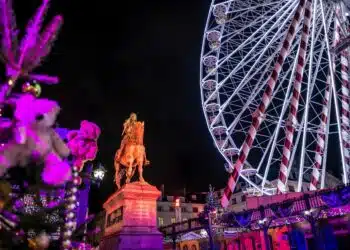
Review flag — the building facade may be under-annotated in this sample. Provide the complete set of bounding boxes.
[157,193,206,227]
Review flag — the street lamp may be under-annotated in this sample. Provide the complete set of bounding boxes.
[80,163,106,187]
[174,197,181,223]
[92,164,106,182]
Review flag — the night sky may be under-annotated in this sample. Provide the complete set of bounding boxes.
[13,0,226,212]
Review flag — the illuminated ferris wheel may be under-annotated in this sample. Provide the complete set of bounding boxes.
[199,0,350,206]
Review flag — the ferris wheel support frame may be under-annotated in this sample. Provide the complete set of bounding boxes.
[297,0,318,192]
[221,0,308,207]
[260,41,300,189]
[338,2,350,185]
[320,0,349,185]
[232,29,303,191]
[264,7,330,190]
[317,4,340,190]
[288,32,331,189]
[277,0,313,194]
[293,8,334,190]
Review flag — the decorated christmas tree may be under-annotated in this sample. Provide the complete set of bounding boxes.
[0,1,101,249]
[204,184,220,214]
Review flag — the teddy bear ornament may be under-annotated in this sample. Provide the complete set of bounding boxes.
[0,94,72,186]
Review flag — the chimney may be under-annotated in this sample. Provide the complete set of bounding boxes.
[161,184,165,199]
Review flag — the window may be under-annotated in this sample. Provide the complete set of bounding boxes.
[182,218,187,221]
[288,185,295,192]
[181,207,186,212]
[192,207,199,213]
[241,195,246,202]
[170,206,174,212]
[157,206,163,212]
[171,217,176,224]
[158,217,164,226]
[231,198,237,205]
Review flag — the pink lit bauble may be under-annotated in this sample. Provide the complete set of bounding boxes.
[73,176,82,185]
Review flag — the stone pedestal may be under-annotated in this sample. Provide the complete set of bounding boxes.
[99,182,163,250]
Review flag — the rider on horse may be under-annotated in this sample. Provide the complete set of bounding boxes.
[116,113,138,160]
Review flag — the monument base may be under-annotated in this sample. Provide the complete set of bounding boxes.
[100,182,163,250]
[100,229,163,250]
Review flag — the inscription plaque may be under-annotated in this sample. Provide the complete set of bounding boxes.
[106,206,123,228]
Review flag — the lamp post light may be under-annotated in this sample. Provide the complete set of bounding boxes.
[93,168,105,180]
[79,163,107,186]
[92,164,107,186]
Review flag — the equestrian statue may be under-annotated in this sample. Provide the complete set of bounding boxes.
[114,113,150,189]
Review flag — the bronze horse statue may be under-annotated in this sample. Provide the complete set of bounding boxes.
[114,121,150,189]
